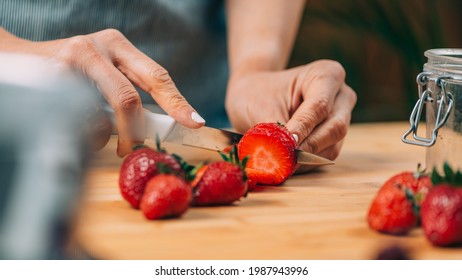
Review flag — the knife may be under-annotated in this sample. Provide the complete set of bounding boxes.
[102,105,334,166]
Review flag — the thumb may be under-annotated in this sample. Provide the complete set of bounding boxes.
[285,100,329,149]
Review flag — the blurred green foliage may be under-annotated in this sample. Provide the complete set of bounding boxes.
[289,0,462,122]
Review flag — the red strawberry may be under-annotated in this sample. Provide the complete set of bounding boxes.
[140,174,192,219]
[119,145,184,209]
[237,122,297,185]
[421,163,462,246]
[192,146,248,206]
[367,169,431,235]
[245,171,259,192]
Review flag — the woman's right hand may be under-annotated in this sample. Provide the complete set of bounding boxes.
[0,28,205,156]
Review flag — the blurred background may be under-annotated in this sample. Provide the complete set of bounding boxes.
[289,0,462,123]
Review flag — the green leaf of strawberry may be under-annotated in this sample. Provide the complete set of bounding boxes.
[431,162,462,187]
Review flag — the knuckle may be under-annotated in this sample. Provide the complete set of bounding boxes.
[314,59,346,81]
[67,35,96,53]
[304,135,321,154]
[97,28,126,43]
[147,65,188,111]
[314,97,330,119]
[60,36,97,62]
[330,117,348,141]
[149,66,172,84]
[167,93,189,110]
[324,145,341,160]
[345,85,358,104]
[293,115,315,138]
[103,28,124,38]
[116,84,141,113]
[66,35,95,52]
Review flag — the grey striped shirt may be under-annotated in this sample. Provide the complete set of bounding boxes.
[0,0,230,127]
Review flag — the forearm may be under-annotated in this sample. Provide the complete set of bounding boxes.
[0,27,24,51]
[226,0,306,76]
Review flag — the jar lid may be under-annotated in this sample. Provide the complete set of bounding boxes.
[424,48,462,76]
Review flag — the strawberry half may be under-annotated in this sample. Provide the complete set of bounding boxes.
[140,174,192,219]
[367,168,431,235]
[237,122,297,186]
[118,145,184,209]
[421,163,462,246]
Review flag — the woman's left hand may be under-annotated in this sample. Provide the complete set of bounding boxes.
[226,59,357,161]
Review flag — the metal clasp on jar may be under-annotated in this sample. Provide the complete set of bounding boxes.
[402,72,454,147]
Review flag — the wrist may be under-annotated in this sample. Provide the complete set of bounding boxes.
[229,44,288,79]
[0,28,60,58]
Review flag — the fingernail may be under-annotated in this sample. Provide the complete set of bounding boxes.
[292,134,299,144]
[191,111,205,124]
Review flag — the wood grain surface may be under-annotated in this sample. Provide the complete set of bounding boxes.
[73,122,462,260]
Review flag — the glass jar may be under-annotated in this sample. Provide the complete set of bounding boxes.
[402,49,462,173]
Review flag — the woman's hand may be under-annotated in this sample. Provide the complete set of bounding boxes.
[0,28,205,156]
[226,59,357,161]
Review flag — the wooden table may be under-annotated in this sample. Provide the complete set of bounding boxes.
[74,122,462,260]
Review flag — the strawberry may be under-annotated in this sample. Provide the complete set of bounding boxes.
[140,174,192,219]
[367,168,431,235]
[245,171,259,192]
[118,144,184,209]
[237,122,297,186]
[421,163,462,246]
[192,146,248,206]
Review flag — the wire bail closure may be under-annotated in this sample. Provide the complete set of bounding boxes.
[402,72,454,147]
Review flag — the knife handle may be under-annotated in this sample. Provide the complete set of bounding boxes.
[101,104,176,140]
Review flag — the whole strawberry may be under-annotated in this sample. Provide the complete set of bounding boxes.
[421,163,462,246]
[192,146,248,206]
[237,122,297,186]
[367,168,431,235]
[119,145,184,209]
[140,174,192,219]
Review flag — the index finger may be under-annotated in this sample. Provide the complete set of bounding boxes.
[90,30,205,128]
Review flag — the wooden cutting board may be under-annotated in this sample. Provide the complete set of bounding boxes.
[73,122,462,260]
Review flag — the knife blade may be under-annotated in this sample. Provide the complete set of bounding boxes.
[103,105,334,166]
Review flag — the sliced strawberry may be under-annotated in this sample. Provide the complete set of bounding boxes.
[238,123,297,186]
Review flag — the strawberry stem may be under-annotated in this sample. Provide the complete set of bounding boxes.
[219,152,230,162]
[404,188,420,216]
[156,162,173,174]
[276,121,285,127]
[172,153,207,182]
[218,145,249,181]
[132,144,147,151]
[186,163,205,182]
[412,163,427,179]
[155,134,167,153]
